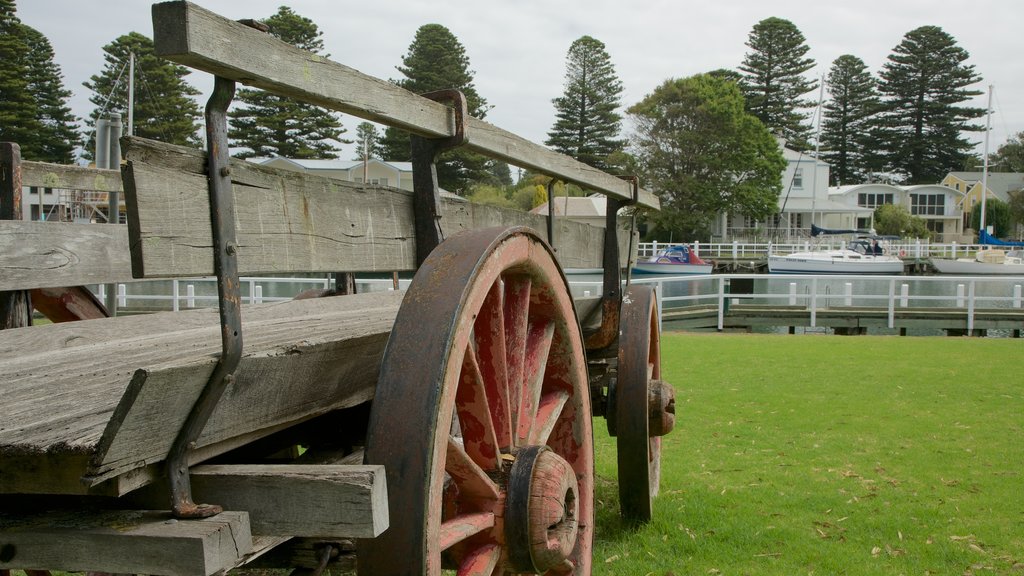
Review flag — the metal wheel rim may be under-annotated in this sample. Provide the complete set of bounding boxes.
[615,284,662,523]
[358,226,594,575]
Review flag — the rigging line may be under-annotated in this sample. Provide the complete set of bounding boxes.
[138,70,175,142]
[84,58,130,153]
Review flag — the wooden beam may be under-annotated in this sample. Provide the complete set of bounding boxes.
[21,161,122,193]
[1,142,31,329]
[0,221,132,290]
[133,464,389,538]
[0,509,251,576]
[122,137,629,278]
[150,1,658,209]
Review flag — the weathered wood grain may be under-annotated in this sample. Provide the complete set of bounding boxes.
[150,1,658,209]
[21,161,122,193]
[134,464,388,538]
[0,509,251,576]
[122,137,632,278]
[0,291,404,492]
[0,221,132,290]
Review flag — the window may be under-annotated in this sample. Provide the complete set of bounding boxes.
[792,168,803,189]
[857,192,893,209]
[910,193,944,216]
[370,177,388,186]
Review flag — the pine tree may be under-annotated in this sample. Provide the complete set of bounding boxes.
[738,17,817,150]
[0,0,77,162]
[83,32,202,157]
[820,55,879,185]
[229,7,348,159]
[21,25,78,163]
[379,23,490,194]
[545,35,624,171]
[352,122,385,161]
[875,26,983,184]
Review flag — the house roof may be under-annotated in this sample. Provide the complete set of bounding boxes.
[257,157,413,172]
[946,171,1024,198]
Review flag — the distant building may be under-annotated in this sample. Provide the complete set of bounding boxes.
[828,183,965,242]
[257,157,415,191]
[530,195,611,229]
[941,171,1024,229]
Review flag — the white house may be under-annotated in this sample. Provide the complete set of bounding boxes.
[827,183,966,242]
[529,195,610,229]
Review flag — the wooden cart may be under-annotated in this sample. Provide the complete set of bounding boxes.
[0,3,675,574]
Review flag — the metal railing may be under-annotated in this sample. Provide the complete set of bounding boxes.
[637,240,991,260]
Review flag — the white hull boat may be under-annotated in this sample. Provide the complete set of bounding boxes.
[931,248,1024,275]
[768,250,904,274]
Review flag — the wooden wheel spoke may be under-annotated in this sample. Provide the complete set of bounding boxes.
[475,280,513,449]
[516,319,554,443]
[503,277,532,438]
[445,437,500,501]
[456,543,501,576]
[457,344,502,471]
[530,389,569,446]
[439,511,496,552]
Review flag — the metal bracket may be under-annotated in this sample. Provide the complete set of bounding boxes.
[409,89,469,266]
[545,179,558,250]
[584,176,640,351]
[166,76,242,518]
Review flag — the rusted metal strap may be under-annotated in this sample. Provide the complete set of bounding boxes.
[584,176,639,351]
[410,89,468,266]
[165,76,242,519]
[546,179,558,249]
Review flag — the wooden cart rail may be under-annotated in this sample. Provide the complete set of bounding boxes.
[151,1,659,211]
[122,138,631,279]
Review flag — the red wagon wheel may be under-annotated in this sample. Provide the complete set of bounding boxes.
[358,227,594,576]
[612,284,674,524]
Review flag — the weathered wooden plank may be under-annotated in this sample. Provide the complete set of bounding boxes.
[0,291,403,491]
[1,142,31,329]
[21,161,122,193]
[0,221,132,290]
[150,1,658,209]
[0,509,251,576]
[135,464,388,538]
[122,137,631,278]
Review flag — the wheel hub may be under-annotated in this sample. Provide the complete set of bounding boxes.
[505,445,579,573]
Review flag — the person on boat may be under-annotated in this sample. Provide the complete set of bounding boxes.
[871,239,882,255]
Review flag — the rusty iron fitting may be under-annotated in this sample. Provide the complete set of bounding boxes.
[647,379,676,437]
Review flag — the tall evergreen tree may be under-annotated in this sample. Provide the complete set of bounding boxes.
[989,131,1024,173]
[21,26,78,163]
[229,7,348,159]
[875,26,983,184]
[545,35,625,171]
[84,32,202,157]
[352,122,385,161]
[628,74,785,240]
[0,0,77,162]
[820,55,879,185]
[379,23,490,194]
[738,17,817,150]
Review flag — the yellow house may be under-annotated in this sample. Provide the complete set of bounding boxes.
[942,171,1024,228]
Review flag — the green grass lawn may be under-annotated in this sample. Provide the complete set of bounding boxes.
[592,332,1024,575]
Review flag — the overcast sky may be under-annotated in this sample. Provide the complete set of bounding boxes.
[16,0,1024,164]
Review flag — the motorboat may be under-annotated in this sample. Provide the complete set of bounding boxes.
[768,226,904,274]
[931,249,1024,275]
[632,244,713,274]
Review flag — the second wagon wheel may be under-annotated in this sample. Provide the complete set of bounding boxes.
[610,284,675,523]
[359,227,594,576]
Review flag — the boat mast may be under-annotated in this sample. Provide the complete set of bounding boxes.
[811,77,824,230]
[979,84,992,235]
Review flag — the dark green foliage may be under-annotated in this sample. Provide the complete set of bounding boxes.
[873,203,930,238]
[545,35,624,171]
[0,0,78,162]
[875,26,984,184]
[629,74,785,241]
[352,122,385,161]
[229,7,347,159]
[969,197,1012,237]
[990,131,1024,173]
[83,32,201,157]
[820,55,879,185]
[738,17,817,150]
[1007,190,1024,234]
[379,23,490,194]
